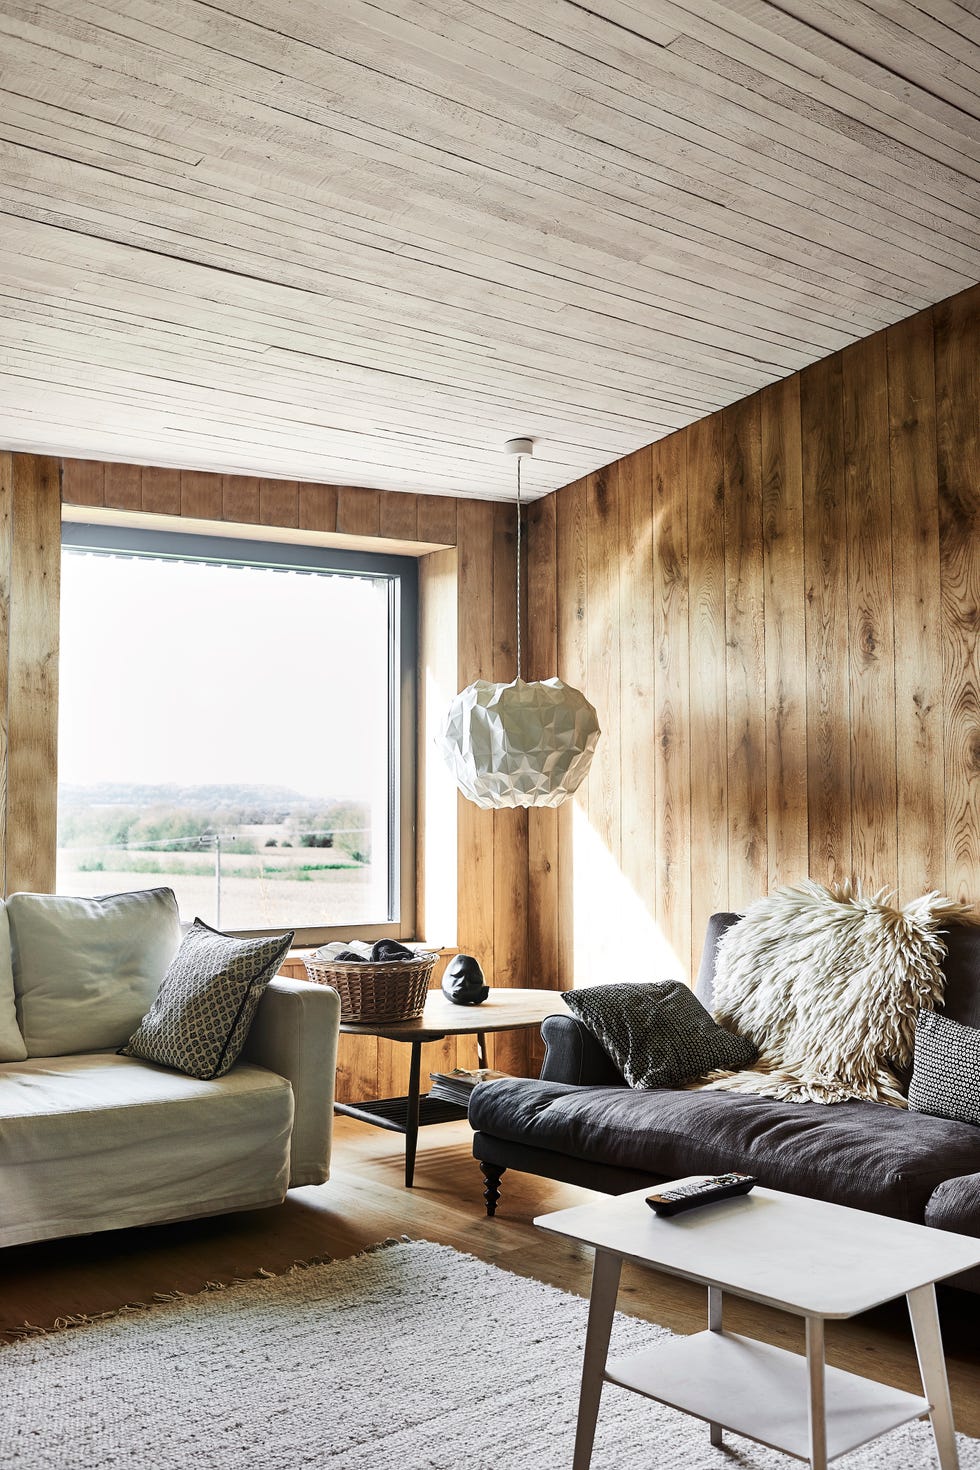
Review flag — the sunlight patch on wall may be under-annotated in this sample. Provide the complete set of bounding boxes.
[571,801,685,986]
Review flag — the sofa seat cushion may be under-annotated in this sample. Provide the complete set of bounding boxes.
[0,1052,294,1248]
[469,1079,980,1220]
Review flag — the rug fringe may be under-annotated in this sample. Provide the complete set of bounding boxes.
[3,1238,414,1343]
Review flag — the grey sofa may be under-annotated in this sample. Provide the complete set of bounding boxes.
[470,914,980,1289]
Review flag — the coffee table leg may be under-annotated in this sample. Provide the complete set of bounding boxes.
[573,1249,622,1470]
[908,1284,959,1470]
[405,1040,422,1188]
[476,1031,488,1068]
[806,1316,828,1470]
[708,1286,724,1446]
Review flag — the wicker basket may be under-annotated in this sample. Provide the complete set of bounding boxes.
[303,953,437,1023]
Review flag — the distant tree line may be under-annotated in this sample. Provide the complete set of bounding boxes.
[58,784,372,863]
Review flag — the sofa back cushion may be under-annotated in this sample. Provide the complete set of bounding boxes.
[0,903,27,1061]
[8,888,182,1057]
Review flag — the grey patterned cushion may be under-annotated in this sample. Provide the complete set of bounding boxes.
[561,980,756,1090]
[121,920,294,1079]
[909,1010,980,1127]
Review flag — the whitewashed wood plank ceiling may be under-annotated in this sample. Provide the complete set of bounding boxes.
[0,0,978,498]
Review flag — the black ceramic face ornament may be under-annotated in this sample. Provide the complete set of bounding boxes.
[442,954,489,1005]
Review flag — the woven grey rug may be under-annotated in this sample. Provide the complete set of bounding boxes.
[1,1240,975,1469]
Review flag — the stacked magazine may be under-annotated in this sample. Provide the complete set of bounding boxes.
[428,1067,510,1108]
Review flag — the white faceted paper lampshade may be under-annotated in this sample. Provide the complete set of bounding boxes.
[437,677,601,809]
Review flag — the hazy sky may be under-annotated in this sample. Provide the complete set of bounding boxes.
[59,551,391,800]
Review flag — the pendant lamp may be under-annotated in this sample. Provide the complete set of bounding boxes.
[437,438,600,809]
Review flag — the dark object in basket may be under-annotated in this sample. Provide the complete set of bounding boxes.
[371,939,415,962]
[442,954,489,1006]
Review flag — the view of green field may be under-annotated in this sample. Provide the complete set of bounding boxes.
[57,782,386,931]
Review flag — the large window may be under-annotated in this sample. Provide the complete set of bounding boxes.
[58,525,417,942]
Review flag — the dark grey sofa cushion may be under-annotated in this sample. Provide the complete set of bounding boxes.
[468,1078,980,1220]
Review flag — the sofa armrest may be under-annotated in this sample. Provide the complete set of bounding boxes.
[925,1172,980,1238]
[924,1173,980,1293]
[243,978,340,1188]
[540,1013,626,1087]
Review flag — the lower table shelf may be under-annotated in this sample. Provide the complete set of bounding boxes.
[606,1330,930,1462]
[334,1093,468,1135]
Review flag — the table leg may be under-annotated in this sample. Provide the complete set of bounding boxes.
[573,1249,621,1470]
[476,1031,488,1069]
[908,1284,959,1470]
[708,1286,724,1446]
[404,1040,422,1188]
[806,1316,827,1470]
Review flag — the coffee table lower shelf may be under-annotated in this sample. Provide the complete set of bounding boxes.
[607,1330,929,1462]
[334,1095,467,1133]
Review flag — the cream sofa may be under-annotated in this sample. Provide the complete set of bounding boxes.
[0,887,341,1248]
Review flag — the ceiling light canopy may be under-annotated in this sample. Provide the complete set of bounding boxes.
[437,439,600,809]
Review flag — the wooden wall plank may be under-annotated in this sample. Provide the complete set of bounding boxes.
[801,352,853,886]
[222,475,260,524]
[417,547,459,950]
[180,470,222,520]
[724,395,768,910]
[617,445,658,971]
[298,483,338,533]
[526,492,559,1072]
[103,462,141,511]
[454,497,496,1062]
[259,478,298,528]
[686,414,728,962]
[6,455,60,895]
[337,487,382,537]
[887,310,945,903]
[62,458,104,507]
[761,373,808,890]
[490,499,528,1072]
[417,495,458,547]
[379,491,419,542]
[652,431,691,979]
[555,476,589,987]
[842,331,898,892]
[585,463,622,880]
[0,455,10,896]
[140,466,180,515]
[935,288,980,908]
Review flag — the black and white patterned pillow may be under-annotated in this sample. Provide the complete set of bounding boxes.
[121,920,294,1080]
[908,1010,980,1127]
[562,980,756,1090]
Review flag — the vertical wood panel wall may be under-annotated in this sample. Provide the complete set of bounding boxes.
[11,458,529,1101]
[527,283,980,987]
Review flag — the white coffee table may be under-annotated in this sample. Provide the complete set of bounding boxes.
[535,1180,980,1470]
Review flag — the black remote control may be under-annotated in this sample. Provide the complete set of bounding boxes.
[645,1173,756,1217]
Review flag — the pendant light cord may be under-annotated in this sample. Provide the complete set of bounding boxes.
[516,452,523,681]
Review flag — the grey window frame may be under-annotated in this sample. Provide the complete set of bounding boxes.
[59,523,418,946]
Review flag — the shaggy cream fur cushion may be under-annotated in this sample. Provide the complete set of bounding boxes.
[696,881,969,1107]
